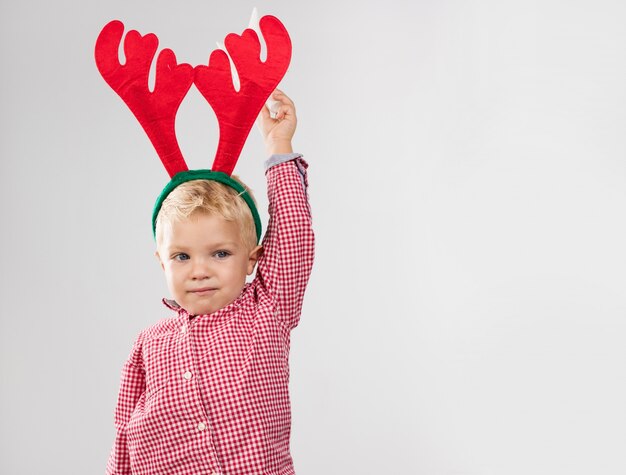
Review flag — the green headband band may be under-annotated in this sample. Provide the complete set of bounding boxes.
[152,169,262,243]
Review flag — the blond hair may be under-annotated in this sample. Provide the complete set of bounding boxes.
[155,176,258,250]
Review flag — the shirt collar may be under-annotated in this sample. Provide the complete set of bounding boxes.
[162,298,182,312]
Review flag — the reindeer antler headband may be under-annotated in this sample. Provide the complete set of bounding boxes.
[94,14,292,242]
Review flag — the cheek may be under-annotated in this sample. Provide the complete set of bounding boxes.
[164,266,184,287]
[239,260,251,280]
[225,263,247,283]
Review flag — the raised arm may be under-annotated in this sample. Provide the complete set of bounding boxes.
[256,91,315,329]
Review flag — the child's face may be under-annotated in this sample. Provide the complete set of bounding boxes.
[156,212,262,316]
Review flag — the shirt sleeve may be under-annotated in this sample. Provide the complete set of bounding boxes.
[105,332,146,475]
[256,156,315,330]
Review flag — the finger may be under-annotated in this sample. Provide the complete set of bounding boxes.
[276,104,296,121]
[276,105,286,120]
[272,89,294,107]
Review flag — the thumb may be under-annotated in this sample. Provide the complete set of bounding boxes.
[256,104,272,134]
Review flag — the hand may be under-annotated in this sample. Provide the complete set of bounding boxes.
[257,89,297,156]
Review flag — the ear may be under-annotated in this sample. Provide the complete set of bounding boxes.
[155,250,165,271]
[246,245,264,275]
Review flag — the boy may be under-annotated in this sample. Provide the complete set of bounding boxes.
[106,90,314,475]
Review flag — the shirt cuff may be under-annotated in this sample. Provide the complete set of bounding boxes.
[264,153,304,171]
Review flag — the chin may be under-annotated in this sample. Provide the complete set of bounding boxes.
[189,300,224,316]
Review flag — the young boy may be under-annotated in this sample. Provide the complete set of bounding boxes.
[106,90,314,475]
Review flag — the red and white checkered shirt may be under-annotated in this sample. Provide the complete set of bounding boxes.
[106,158,314,475]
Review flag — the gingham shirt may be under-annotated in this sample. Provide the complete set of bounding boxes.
[106,157,314,475]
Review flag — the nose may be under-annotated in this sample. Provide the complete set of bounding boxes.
[190,257,211,280]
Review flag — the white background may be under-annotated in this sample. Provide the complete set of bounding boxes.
[1,0,625,473]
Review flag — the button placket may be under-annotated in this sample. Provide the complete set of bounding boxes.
[181,316,212,440]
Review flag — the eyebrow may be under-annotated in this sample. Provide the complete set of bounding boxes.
[166,241,240,251]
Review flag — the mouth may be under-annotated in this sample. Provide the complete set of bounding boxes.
[189,287,217,295]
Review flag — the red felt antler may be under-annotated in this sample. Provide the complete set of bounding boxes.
[194,15,292,175]
[95,20,194,178]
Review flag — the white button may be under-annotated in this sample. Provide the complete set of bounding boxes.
[181,324,187,333]
[183,371,192,380]
[197,422,206,431]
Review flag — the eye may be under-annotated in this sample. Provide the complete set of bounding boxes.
[213,250,231,259]
[173,253,190,261]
